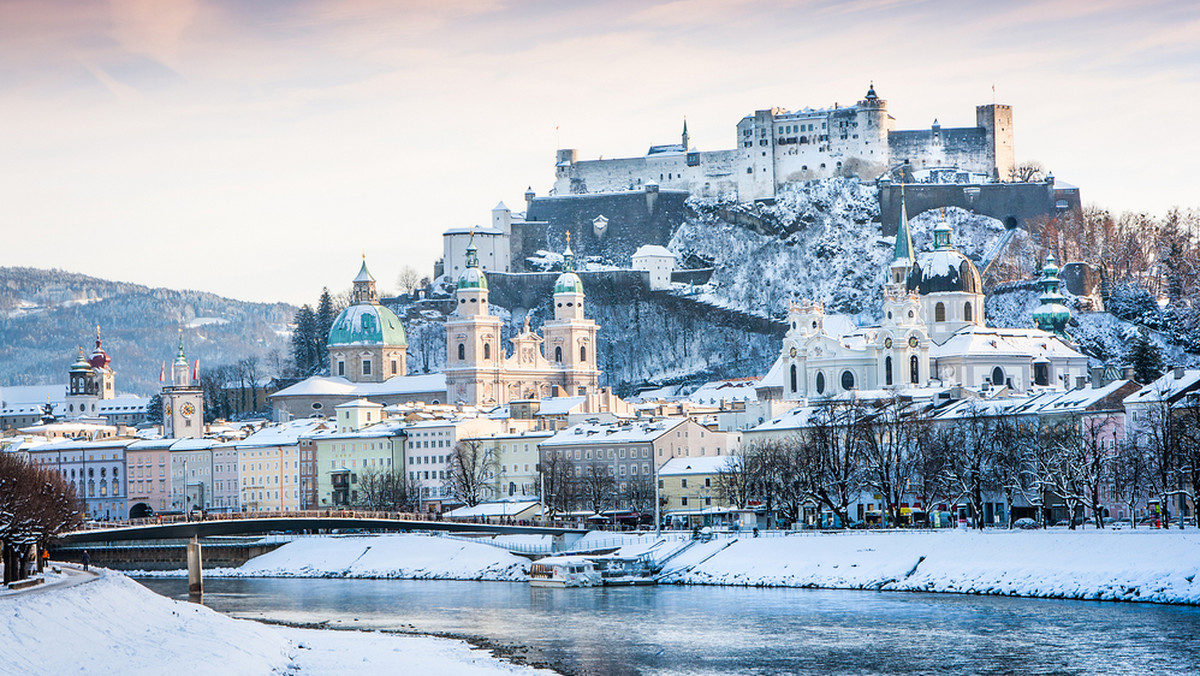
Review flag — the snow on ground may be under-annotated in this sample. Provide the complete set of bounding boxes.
[0,568,554,676]
[659,529,1200,604]
[158,534,530,581]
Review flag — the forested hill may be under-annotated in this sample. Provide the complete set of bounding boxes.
[0,267,296,396]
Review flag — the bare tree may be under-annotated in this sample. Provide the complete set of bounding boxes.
[1111,438,1148,528]
[355,469,413,511]
[580,463,616,515]
[623,473,657,517]
[859,395,923,526]
[941,403,1004,530]
[1,454,83,583]
[1008,161,1045,182]
[539,451,577,518]
[800,403,865,528]
[397,266,422,296]
[714,453,749,509]
[445,439,499,507]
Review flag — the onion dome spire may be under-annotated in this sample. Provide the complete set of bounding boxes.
[1033,254,1072,339]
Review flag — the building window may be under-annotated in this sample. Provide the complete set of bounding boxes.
[790,365,797,392]
[935,302,946,322]
[391,360,398,375]
[910,356,920,384]
[580,346,587,362]
[555,346,563,362]
[362,360,372,376]
[841,370,855,391]
[681,478,688,488]
[816,372,826,395]
[484,343,491,360]
[458,343,466,361]
[337,360,345,376]
[991,367,1004,387]
[885,356,893,386]
[964,302,973,322]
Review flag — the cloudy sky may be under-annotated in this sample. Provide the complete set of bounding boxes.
[1,0,1197,305]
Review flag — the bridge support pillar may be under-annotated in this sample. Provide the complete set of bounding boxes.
[187,536,203,601]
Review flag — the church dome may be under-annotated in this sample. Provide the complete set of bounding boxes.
[905,217,981,295]
[328,303,407,347]
[457,266,488,290]
[554,271,584,295]
[71,349,92,373]
[906,250,982,295]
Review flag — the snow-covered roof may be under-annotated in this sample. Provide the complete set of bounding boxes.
[271,374,446,400]
[632,245,675,259]
[27,436,136,453]
[536,396,586,416]
[750,406,821,432]
[1036,380,1137,413]
[541,419,688,447]
[127,438,177,451]
[237,419,330,448]
[658,455,737,476]
[171,439,217,451]
[1123,370,1200,405]
[335,398,383,409]
[444,500,542,519]
[686,379,759,405]
[443,226,505,236]
[932,327,1085,361]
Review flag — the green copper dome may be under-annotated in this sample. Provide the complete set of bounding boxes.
[1032,254,1071,338]
[328,303,407,347]
[457,240,488,290]
[554,271,584,294]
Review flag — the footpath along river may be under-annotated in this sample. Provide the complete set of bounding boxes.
[139,577,1200,676]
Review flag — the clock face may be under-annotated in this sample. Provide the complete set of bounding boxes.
[789,347,798,358]
[181,402,196,417]
[908,336,919,348]
[884,337,893,349]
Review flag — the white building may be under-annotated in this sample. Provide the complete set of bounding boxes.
[758,202,1088,401]
[631,245,676,291]
[442,202,516,279]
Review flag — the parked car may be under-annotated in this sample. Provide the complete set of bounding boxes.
[1013,518,1039,530]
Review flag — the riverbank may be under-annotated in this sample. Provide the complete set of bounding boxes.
[646,529,1200,605]
[0,568,556,675]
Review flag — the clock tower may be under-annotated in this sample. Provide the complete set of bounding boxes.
[162,334,205,439]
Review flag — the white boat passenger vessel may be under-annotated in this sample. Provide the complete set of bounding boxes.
[528,556,601,587]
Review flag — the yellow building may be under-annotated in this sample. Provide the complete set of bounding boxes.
[657,455,736,514]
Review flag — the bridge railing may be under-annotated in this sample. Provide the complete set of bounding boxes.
[91,509,590,531]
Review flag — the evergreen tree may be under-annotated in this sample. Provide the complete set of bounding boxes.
[314,287,336,375]
[290,304,319,376]
[144,393,162,424]
[1127,331,1165,384]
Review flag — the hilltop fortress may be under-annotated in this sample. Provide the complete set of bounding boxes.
[553,84,1014,201]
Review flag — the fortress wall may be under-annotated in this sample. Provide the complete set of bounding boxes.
[889,127,992,175]
[878,181,1061,236]
[516,190,690,271]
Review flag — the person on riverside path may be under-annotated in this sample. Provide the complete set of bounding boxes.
[81,550,90,571]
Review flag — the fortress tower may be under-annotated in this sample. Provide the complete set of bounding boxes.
[976,103,1015,181]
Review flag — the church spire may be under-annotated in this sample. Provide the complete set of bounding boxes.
[563,231,575,273]
[893,185,914,266]
[681,117,689,150]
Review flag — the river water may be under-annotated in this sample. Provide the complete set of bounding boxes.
[138,578,1200,676]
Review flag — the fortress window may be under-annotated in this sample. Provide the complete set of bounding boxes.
[964,302,973,322]
[555,346,563,363]
[458,343,466,361]
[746,167,752,174]
[935,302,946,322]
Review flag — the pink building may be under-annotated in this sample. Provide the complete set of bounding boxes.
[125,438,174,517]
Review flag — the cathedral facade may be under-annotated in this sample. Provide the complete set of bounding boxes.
[444,238,600,406]
[763,199,1088,400]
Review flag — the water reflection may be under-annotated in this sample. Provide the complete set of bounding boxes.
[138,578,1200,676]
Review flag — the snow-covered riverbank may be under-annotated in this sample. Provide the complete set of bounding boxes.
[646,529,1200,605]
[0,567,554,676]
[133,529,1200,605]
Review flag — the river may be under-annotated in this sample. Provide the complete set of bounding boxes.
[137,578,1200,676]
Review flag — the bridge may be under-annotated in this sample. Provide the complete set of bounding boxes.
[57,511,589,546]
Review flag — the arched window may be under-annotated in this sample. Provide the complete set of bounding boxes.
[483,343,491,360]
[790,365,798,392]
[992,367,1004,387]
[964,302,973,322]
[555,346,563,362]
[457,343,465,361]
[910,355,920,384]
[816,372,826,395]
[935,302,946,322]
[885,356,893,386]
[580,345,587,362]
[841,370,855,391]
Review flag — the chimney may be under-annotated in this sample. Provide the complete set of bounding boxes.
[1174,365,1185,380]
[1090,366,1104,387]
[1075,376,1087,389]
[1122,366,1135,381]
